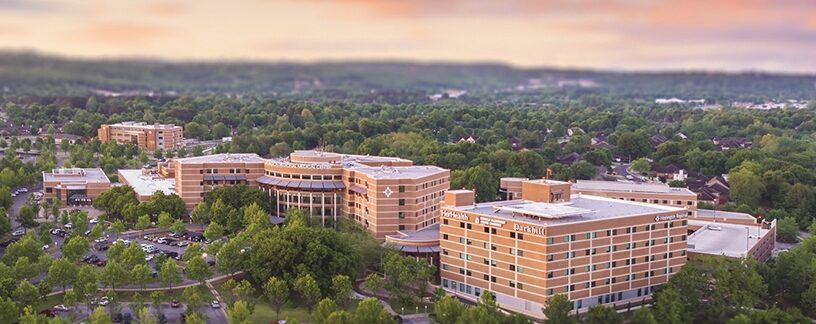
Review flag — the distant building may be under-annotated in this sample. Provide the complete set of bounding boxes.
[98,122,184,151]
[688,209,775,262]
[687,176,729,205]
[571,180,698,217]
[555,152,581,165]
[648,135,668,148]
[457,135,480,144]
[42,168,111,206]
[712,137,752,150]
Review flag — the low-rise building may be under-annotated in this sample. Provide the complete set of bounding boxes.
[42,168,111,206]
[687,211,775,262]
[117,169,177,202]
[571,180,698,217]
[98,122,184,151]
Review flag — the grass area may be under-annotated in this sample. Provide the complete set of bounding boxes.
[212,281,361,323]
[37,285,214,312]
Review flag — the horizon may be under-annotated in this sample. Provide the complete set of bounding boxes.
[1,0,815,74]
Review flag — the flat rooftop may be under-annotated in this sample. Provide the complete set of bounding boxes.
[687,220,770,258]
[43,168,110,184]
[286,150,412,164]
[573,180,696,196]
[347,165,448,180]
[448,194,683,226]
[108,122,180,129]
[118,169,176,197]
[696,209,757,222]
[174,153,266,164]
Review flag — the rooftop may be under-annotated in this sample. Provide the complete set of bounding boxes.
[108,121,181,129]
[174,153,266,164]
[43,168,110,184]
[118,169,176,197]
[347,165,448,180]
[696,209,756,222]
[573,180,696,196]
[447,194,683,226]
[687,220,770,258]
[384,224,441,253]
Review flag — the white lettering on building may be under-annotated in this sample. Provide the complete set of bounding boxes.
[442,210,469,221]
[474,217,506,228]
[654,214,688,222]
[513,224,545,236]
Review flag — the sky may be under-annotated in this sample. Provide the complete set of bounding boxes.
[1,0,815,73]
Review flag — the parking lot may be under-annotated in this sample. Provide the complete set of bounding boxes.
[51,302,227,323]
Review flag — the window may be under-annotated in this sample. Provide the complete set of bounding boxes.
[509,281,516,288]
[398,185,405,192]
[564,235,576,242]
[564,268,575,275]
[547,255,554,261]
[442,264,448,270]
[510,264,516,271]
[398,199,405,206]
[547,289,553,295]
[459,222,465,229]
[484,274,490,281]
[586,232,597,239]
[443,219,448,225]
[491,276,497,283]
[564,251,575,259]
[547,272,554,278]
[517,266,524,273]
[398,212,405,219]
[442,249,448,255]
[518,234,524,240]
[546,237,554,245]
[398,225,405,230]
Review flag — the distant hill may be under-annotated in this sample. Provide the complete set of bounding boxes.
[1,52,814,102]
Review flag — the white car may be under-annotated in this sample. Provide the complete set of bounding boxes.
[95,238,107,243]
[176,241,189,247]
[90,218,99,224]
[145,255,154,262]
[53,305,69,312]
[17,188,28,193]
[42,245,49,250]
[12,229,25,236]
[157,237,169,244]
[99,297,110,306]
[211,300,221,308]
[10,192,16,197]
[64,223,73,229]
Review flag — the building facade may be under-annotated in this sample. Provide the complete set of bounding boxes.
[42,168,111,206]
[570,180,698,217]
[439,180,688,319]
[172,154,266,209]
[98,122,184,151]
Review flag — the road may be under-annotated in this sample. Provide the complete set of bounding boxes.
[612,163,645,183]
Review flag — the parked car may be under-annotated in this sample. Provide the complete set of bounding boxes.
[95,237,107,243]
[17,188,28,193]
[85,255,100,264]
[53,304,70,312]
[42,244,49,250]
[157,237,169,244]
[99,296,110,306]
[11,228,26,236]
[164,251,180,260]
[145,255,154,262]
[64,223,73,229]
[211,300,221,308]
[176,241,189,247]
[90,218,99,224]
[83,230,92,236]
[171,300,181,308]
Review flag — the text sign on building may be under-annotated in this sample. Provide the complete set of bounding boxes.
[513,224,545,236]
[442,210,469,221]
[475,217,506,227]
[654,214,688,222]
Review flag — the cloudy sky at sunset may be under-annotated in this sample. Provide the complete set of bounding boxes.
[1,0,815,72]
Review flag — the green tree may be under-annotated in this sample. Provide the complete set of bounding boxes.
[226,300,251,324]
[325,311,353,324]
[331,275,352,307]
[294,273,321,309]
[204,222,224,241]
[263,276,289,321]
[16,205,36,228]
[153,149,163,160]
[616,132,651,161]
[434,295,465,324]
[728,167,764,208]
[630,157,651,173]
[0,208,10,236]
[158,259,182,289]
[0,297,17,324]
[135,215,151,235]
[630,307,657,324]
[132,264,152,290]
[653,286,687,324]
[185,313,206,324]
[186,255,212,284]
[312,298,338,324]
[169,219,185,234]
[157,212,173,230]
[46,258,77,292]
[190,203,210,225]
[100,260,128,291]
[108,220,126,237]
[450,165,498,202]
[12,281,40,310]
[61,236,89,263]
[584,305,622,324]
[88,307,112,324]
[182,286,203,310]
[136,307,156,324]
[543,294,574,324]
[353,298,394,324]
[776,217,800,242]
[0,187,12,210]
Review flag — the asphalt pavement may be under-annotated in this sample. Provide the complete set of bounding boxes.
[58,302,226,324]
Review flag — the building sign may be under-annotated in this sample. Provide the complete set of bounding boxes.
[475,217,506,227]
[655,214,688,222]
[513,224,545,236]
[267,160,335,169]
[442,210,469,221]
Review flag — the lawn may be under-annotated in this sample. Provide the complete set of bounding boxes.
[213,281,361,323]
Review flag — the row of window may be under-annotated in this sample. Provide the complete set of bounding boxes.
[265,171,343,180]
[442,220,687,244]
[202,168,252,174]
[611,197,695,206]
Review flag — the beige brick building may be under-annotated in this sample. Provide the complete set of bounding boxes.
[98,122,184,151]
[42,168,111,206]
[439,180,689,319]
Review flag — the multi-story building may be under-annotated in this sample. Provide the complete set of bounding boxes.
[172,154,266,208]
[687,209,776,262]
[98,122,184,151]
[255,150,449,239]
[42,168,111,206]
[118,150,449,240]
[439,179,688,319]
